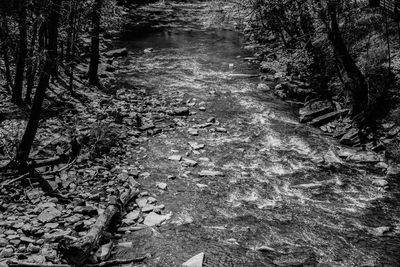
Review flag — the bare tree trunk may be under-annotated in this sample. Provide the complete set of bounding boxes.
[88,0,102,87]
[15,0,61,166]
[48,0,62,81]
[326,1,367,117]
[25,18,39,103]
[12,0,28,105]
[0,13,12,92]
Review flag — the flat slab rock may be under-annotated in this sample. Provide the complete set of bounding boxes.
[37,207,61,223]
[143,212,171,226]
[182,252,205,267]
[198,170,224,177]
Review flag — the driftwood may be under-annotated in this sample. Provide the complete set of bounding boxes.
[6,256,147,267]
[58,186,139,265]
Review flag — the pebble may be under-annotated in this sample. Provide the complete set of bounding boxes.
[182,252,204,267]
[168,155,182,161]
[27,243,40,253]
[0,238,8,247]
[183,158,198,167]
[188,142,205,150]
[372,178,388,187]
[188,128,199,136]
[156,182,168,190]
[37,207,61,223]
[20,236,35,244]
[215,127,227,133]
[198,170,224,177]
[199,107,206,111]
[0,247,14,258]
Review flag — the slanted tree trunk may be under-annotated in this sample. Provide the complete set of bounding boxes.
[14,0,61,167]
[326,1,367,117]
[0,14,12,92]
[12,0,28,105]
[88,0,102,87]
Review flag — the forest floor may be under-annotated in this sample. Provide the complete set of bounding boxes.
[1,1,400,267]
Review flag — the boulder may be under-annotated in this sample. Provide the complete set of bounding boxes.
[104,48,128,58]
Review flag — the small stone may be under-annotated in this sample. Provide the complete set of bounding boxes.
[198,170,224,177]
[183,158,198,167]
[215,127,227,133]
[199,107,206,111]
[27,243,40,253]
[188,128,199,136]
[156,182,168,190]
[167,175,176,180]
[7,235,19,240]
[142,205,155,212]
[44,223,59,229]
[207,117,216,123]
[0,247,14,258]
[182,252,205,267]
[123,210,140,225]
[144,48,154,53]
[169,155,182,161]
[188,142,205,150]
[73,206,98,216]
[37,207,61,223]
[143,212,170,226]
[20,236,35,244]
[0,238,8,247]
[196,184,208,188]
[372,178,388,187]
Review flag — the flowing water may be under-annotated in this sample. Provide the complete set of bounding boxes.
[115,2,400,266]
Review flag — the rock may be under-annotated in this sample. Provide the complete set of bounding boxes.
[169,155,182,161]
[372,178,388,187]
[156,182,168,190]
[182,252,204,267]
[198,107,206,111]
[168,107,190,116]
[388,126,400,137]
[299,106,333,123]
[73,206,98,216]
[142,205,155,212]
[188,128,199,136]
[37,207,61,223]
[348,151,381,163]
[122,210,140,224]
[370,226,390,237]
[104,48,128,58]
[20,236,35,244]
[198,170,224,177]
[215,127,227,133]
[228,73,259,78]
[340,128,360,146]
[144,48,154,53]
[257,83,270,91]
[27,243,40,253]
[183,159,198,167]
[196,184,208,188]
[139,123,155,131]
[188,142,205,150]
[207,117,216,123]
[382,122,395,130]
[309,109,349,127]
[323,149,344,164]
[117,242,133,248]
[0,238,8,247]
[0,247,13,258]
[143,212,170,226]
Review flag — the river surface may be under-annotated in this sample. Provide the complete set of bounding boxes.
[115,2,400,266]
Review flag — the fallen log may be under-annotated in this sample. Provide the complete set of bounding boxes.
[58,186,139,265]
